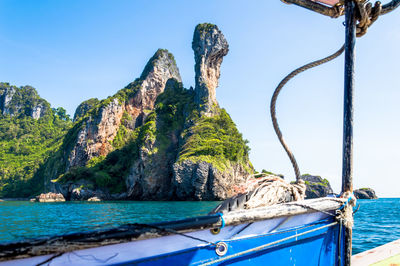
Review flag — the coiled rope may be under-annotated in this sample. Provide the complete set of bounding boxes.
[270,44,345,181]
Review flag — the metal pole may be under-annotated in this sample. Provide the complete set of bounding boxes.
[342,0,356,193]
[342,0,356,264]
[342,0,356,197]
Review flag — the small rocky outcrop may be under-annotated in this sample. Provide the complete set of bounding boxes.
[31,103,47,119]
[0,83,50,119]
[32,192,65,202]
[299,174,333,199]
[59,180,107,201]
[193,23,229,115]
[73,98,100,122]
[354,188,377,199]
[87,196,101,202]
[0,85,16,116]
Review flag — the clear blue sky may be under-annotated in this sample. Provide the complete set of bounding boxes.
[1,0,399,197]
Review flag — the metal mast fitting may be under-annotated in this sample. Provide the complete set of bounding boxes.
[282,0,400,17]
[281,0,344,17]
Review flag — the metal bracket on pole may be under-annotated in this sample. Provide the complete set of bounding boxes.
[281,0,344,17]
[281,0,400,17]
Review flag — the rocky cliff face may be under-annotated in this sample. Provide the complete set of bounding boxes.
[300,174,333,198]
[51,23,252,201]
[138,49,182,110]
[193,23,229,115]
[172,160,248,200]
[122,78,252,201]
[67,98,125,168]
[354,188,377,199]
[162,23,249,200]
[0,85,15,116]
[0,83,50,119]
[31,103,47,119]
[66,49,181,169]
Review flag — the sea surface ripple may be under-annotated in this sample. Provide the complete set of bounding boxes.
[352,198,400,254]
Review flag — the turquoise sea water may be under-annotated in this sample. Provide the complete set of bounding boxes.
[352,198,400,254]
[0,198,399,254]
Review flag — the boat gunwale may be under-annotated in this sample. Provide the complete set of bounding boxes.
[0,197,346,261]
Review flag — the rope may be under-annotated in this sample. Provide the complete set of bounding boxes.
[273,0,389,181]
[337,192,354,211]
[200,221,338,266]
[286,195,356,220]
[336,191,357,228]
[131,223,218,246]
[216,213,225,228]
[354,0,382,37]
[381,0,400,15]
[36,253,63,266]
[270,44,345,181]
[288,202,337,217]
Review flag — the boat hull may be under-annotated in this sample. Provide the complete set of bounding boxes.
[3,212,345,265]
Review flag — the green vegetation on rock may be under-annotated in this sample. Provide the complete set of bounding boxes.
[57,80,193,193]
[0,83,51,118]
[0,109,72,197]
[73,98,100,122]
[178,108,251,172]
[58,79,252,194]
[57,119,149,194]
[195,23,216,33]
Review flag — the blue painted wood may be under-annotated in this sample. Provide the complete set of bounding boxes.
[116,218,345,266]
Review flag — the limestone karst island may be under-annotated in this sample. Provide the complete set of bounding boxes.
[0,24,376,202]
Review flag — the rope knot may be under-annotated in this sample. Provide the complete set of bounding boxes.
[354,0,382,37]
[336,191,357,228]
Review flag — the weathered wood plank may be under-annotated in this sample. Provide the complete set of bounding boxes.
[352,239,400,266]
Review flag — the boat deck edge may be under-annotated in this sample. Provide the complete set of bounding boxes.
[352,238,400,265]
